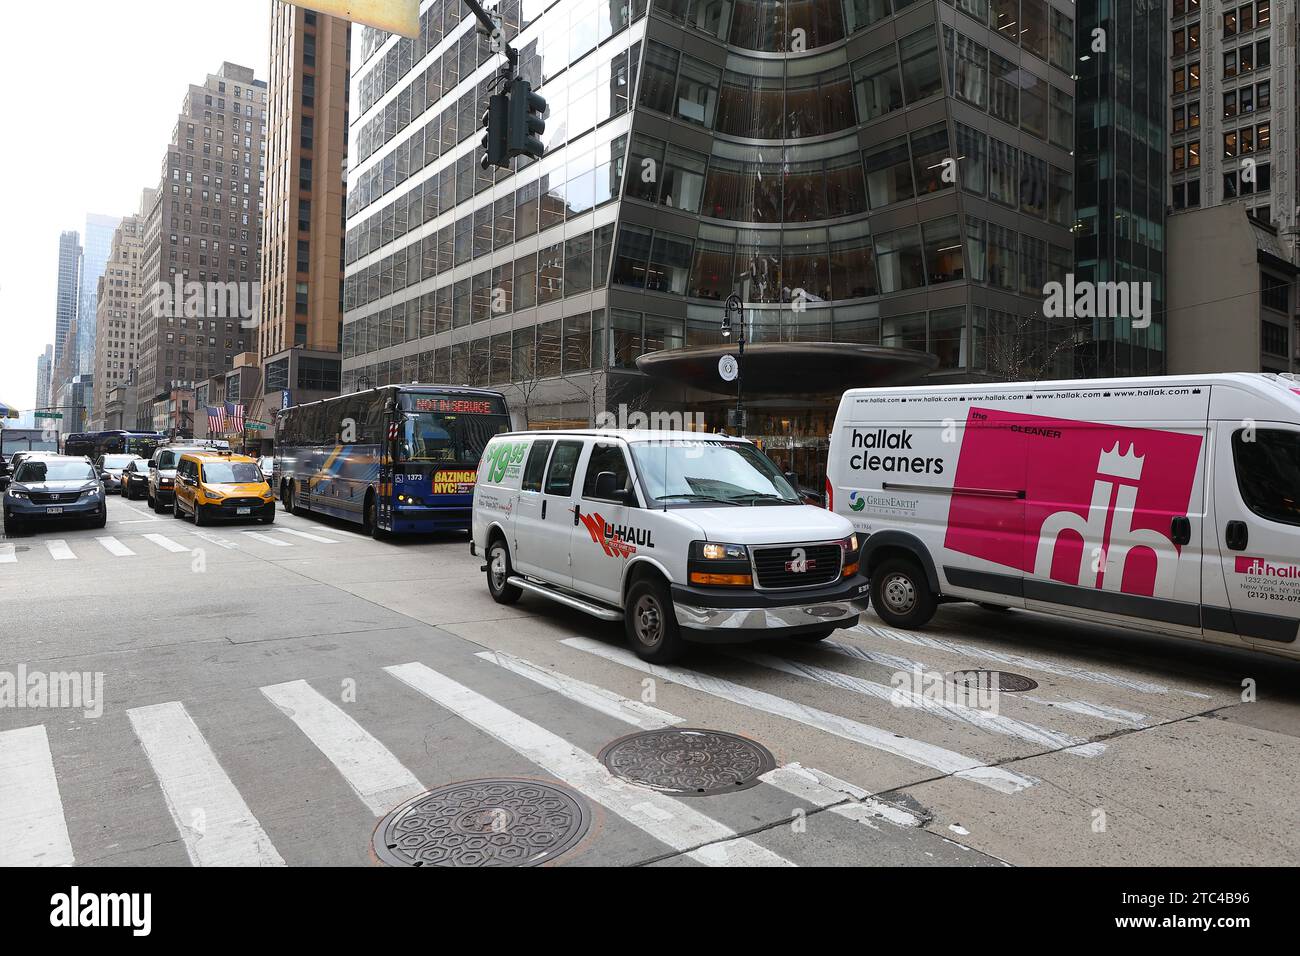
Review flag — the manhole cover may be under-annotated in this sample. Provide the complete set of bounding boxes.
[598,728,776,796]
[948,669,1038,693]
[374,779,590,867]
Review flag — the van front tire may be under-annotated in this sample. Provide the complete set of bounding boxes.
[625,577,685,664]
[486,539,522,604]
[871,557,937,629]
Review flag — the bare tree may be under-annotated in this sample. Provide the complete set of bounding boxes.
[985,313,1082,382]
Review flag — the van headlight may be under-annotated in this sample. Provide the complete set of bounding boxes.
[689,540,752,587]
[839,534,860,577]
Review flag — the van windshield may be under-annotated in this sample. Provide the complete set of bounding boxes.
[630,440,800,505]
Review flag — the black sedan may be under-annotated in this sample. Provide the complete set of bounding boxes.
[121,458,151,500]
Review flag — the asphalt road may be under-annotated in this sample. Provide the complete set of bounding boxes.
[2,493,1298,867]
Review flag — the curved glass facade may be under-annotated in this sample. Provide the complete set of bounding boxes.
[341,0,1081,476]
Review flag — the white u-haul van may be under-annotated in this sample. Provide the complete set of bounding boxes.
[827,373,1300,659]
[472,429,870,663]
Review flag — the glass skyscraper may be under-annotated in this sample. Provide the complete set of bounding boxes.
[343,0,1079,474]
[1074,0,1167,376]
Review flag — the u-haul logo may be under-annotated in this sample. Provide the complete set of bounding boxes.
[945,408,1203,599]
[579,512,654,558]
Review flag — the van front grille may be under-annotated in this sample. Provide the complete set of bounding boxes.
[752,544,842,589]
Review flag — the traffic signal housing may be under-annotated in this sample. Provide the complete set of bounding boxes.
[507,77,546,161]
[480,92,509,170]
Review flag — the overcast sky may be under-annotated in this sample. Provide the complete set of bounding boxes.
[0,0,272,415]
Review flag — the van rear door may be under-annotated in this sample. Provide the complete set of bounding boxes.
[1208,421,1300,647]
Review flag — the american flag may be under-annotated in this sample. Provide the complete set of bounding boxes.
[206,405,228,433]
[225,401,245,432]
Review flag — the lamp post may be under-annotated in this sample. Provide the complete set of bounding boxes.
[722,293,746,433]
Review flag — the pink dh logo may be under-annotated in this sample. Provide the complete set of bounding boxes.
[944,408,1204,598]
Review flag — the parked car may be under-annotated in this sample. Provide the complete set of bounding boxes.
[121,458,152,500]
[472,429,869,663]
[96,453,144,494]
[172,450,276,525]
[826,371,1300,659]
[3,455,106,535]
[257,456,274,482]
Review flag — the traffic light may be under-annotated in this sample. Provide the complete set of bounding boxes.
[507,77,546,161]
[480,92,509,170]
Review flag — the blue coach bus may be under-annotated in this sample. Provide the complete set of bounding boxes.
[274,384,511,537]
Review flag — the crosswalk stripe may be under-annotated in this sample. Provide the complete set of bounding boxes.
[127,701,284,867]
[729,648,1096,754]
[46,540,76,561]
[260,680,425,816]
[0,543,16,564]
[475,649,927,829]
[385,661,794,866]
[0,725,75,866]
[275,527,338,544]
[822,639,1147,729]
[190,530,238,550]
[561,638,1037,794]
[242,531,291,547]
[853,624,1175,695]
[141,533,191,554]
[474,650,684,731]
[96,536,135,557]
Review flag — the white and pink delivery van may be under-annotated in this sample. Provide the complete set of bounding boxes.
[827,373,1300,659]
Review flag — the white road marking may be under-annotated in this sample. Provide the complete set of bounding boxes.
[385,662,794,866]
[475,650,684,731]
[260,680,424,816]
[0,543,16,564]
[127,701,284,867]
[141,533,191,554]
[561,638,1037,794]
[760,763,923,828]
[812,638,925,673]
[95,536,135,557]
[275,527,338,544]
[1021,695,1149,727]
[242,531,291,547]
[0,725,75,866]
[729,649,1097,755]
[853,624,1176,695]
[45,540,76,561]
[189,530,238,550]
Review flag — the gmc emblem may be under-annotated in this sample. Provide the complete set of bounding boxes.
[785,547,814,573]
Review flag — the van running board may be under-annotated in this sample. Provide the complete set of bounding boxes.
[507,576,623,622]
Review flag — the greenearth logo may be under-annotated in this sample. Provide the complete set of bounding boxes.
[849,491,865,512]
[486,441,528,483]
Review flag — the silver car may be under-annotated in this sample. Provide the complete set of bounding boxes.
[97,453,144,494]
[3,456,106,535]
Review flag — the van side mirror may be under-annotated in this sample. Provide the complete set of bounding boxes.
[594,470,631,503]
[783,471,800,490]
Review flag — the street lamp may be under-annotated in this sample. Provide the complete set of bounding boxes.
[723,293,746,433]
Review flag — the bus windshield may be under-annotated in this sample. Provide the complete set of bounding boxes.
[400,412,511,463]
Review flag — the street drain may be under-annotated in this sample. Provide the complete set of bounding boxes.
[598,728,776,797]
[374,779,590,867]
[948,669,1039,693]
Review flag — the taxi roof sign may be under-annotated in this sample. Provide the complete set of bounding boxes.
[287,0,420,38]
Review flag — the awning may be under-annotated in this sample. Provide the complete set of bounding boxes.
[635,342,936,396]
[0,400,22,420]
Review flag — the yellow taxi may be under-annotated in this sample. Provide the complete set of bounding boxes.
[172,451,276,526]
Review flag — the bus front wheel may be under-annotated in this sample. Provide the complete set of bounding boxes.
[364,494,388,540]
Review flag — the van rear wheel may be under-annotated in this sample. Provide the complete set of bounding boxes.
[871,557,937,629]
[625,577,685,664]
[486,539,522,604]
